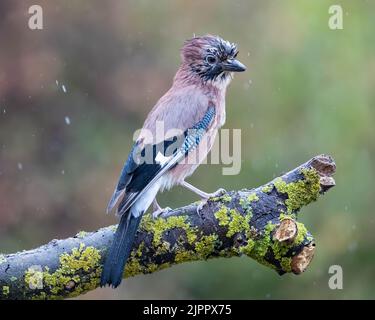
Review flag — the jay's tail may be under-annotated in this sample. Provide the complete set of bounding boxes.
[100,212,142,288]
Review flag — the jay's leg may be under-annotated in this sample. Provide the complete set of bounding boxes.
[151,198,171,219]
[181,180,226,213]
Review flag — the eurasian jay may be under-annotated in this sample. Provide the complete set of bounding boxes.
[101,35,246,288]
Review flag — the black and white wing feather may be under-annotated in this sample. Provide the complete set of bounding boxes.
[107,105,216,216]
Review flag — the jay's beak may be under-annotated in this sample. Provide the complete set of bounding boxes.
[222,59,247,72]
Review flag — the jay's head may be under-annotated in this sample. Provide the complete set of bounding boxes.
[180,35,246,84]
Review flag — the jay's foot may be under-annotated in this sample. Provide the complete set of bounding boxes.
[151,198,171,219]
[180,181,227,213]
[181,181,226,198]
[206,188,227,198]
[196,188,227,214]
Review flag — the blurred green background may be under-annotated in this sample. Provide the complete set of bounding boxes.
[1,0,374,299]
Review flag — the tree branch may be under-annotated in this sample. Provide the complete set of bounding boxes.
[0,155,336,300]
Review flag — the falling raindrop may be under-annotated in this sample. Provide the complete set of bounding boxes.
[62,84,67,93]
[17,163,23,170]
[65,116,71,125]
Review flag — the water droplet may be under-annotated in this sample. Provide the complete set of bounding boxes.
[17,163,23,170]
[62,84,67,93]
[65,116,71,125]
[56,80,59,86]
[61,170,65,175]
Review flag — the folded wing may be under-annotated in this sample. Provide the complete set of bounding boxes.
[107,105,216,216]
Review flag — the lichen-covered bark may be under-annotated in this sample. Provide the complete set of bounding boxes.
[0,155,336,300]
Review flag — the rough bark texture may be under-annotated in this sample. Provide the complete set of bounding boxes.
[0,154,336,300]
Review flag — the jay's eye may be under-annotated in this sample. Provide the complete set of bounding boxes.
[205,55,217,64]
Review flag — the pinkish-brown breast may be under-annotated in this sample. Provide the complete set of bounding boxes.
[135,75,228,190]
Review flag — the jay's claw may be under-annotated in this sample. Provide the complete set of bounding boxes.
[152,207,172,219]
[152,198,171,218]
[209,188,227,198]
[196,200,207,214]
[196,188,228,213]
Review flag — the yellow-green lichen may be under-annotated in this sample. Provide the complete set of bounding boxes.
[124,242,158,277]
[130,232,218,267]
[251,222,277,259]
[194,234,219,259]
[239,198,252,214]
[141,214,198,249]
[158,262,171,271]
[220,195,232,203]
[227,209,251,237]
[147,263,159,273]
[175,250,198,263]
[123,214,224,276]
[215,206,252,238]
[124,256,143,277]
[24,243,102,299]
[279,212,296,221]
[155,241,171,255]
[75,231,88,238]
[25,266,44,290]
[261,184,273,193]
[239,193,257,214]
[293,221,310,245]
[134,242,145,257]
[273,168,320,213]
[280,257,292,273]
[2,286,9,296]
[59,244,100,273]
[239,221,295,272]
[239,238,255,256]
[214,206,230,226]
[173,234,220,264]
[247,193,259,202]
